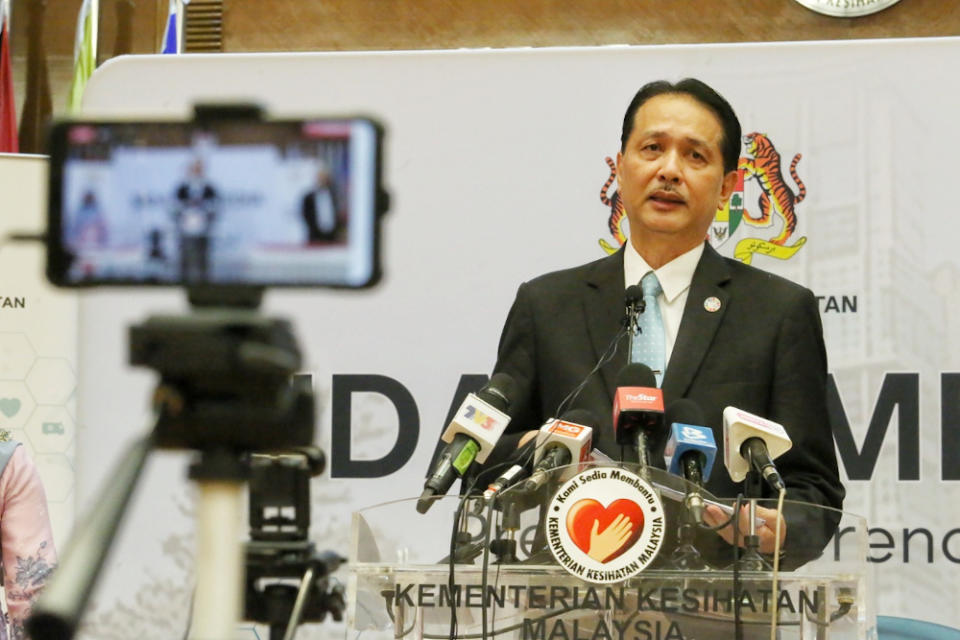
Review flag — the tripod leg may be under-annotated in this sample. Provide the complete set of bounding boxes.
[26,434,155,640]
[190,453,247,640]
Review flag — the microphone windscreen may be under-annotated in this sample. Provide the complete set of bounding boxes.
[665,398,704,427]
[479,372,518,412]
[616,362,657,388]
[624,284,644,306]
[559,408,599,429]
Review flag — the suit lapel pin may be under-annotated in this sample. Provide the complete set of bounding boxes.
[704,296,722,313]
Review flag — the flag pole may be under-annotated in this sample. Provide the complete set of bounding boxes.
[91,0,99,63]
[176,0,184,54]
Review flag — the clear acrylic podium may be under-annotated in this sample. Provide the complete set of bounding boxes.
[347,463,875,640]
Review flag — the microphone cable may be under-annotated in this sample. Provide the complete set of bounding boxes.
[445,298,636,637]
[516,322,629,476]
[481,484,497,640]
[449,469,507,640]
[446,492,468,640]
[446,469,494,640]
[732,494,744,640]
[495,301,633,488]
[769,486,786,640]
[553,323,628,421]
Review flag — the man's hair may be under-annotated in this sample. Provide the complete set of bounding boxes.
[620,78,742,174]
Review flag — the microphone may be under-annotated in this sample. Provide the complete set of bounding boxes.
[417,373,517,513]
[624,285,645,353]
[482,463,529,502]
[520,409,596,493]
[722,406,792,493]
[612,363,665,474]
[663,399,716,523]
[624,284,645,316]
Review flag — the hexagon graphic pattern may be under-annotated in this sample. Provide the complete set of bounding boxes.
[27,358,77,405]
[0,333,36,380]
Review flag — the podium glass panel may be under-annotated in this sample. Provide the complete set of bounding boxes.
[348,462,874,640]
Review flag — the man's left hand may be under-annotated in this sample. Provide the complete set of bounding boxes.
[702,503,786,555]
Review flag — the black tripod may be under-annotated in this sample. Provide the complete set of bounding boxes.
[245,449,345,640]
[26,287,340,640]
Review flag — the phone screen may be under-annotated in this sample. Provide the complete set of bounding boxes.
[47,117,384,288]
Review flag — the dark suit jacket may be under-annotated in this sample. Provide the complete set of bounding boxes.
[301,186,343,243]
[492,243,844,566]
[174,183,218,223]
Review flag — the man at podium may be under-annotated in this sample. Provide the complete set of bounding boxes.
[491,78,844,567]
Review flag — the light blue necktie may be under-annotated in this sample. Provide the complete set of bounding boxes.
[631,271,666,387]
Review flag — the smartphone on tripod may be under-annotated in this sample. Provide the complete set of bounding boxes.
[46,111,386,290]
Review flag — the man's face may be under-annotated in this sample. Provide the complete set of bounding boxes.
[616,93,737,254]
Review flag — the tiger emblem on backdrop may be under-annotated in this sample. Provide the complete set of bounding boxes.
[598,133,809,265]
[598,157,628,254]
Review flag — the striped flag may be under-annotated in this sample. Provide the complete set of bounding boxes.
[67,0,98,112]
[0,0,17,152]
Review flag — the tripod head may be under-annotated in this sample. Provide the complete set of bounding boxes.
[130,292,314,451]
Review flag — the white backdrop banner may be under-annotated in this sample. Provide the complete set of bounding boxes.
[0,155,76,552]
[64,38,960,638]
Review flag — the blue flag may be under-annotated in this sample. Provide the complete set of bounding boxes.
[161,0,178,54]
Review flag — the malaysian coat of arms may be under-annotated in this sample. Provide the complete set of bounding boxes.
[599,132,808,264]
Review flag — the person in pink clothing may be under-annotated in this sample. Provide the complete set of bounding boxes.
[0,439,57,640]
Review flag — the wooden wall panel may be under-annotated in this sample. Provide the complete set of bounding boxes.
[6,0,960,129]
[221,0,960,51]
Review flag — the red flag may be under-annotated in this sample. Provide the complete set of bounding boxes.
[0,13,18,153]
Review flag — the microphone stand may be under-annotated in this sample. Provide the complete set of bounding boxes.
[670,461,708,570]
[490,483,544,563]
[634,430,652,482]
[624,287,645,363]
[489,498,521,564]
[735,470,770,572]
[452,497,480,562]
[669,508,708,571]
[623,287,653,482]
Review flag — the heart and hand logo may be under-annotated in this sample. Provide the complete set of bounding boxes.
[547,467,664,583]
[565,498,643,563]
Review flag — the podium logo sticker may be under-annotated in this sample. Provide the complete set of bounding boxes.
[546,467,664,584]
